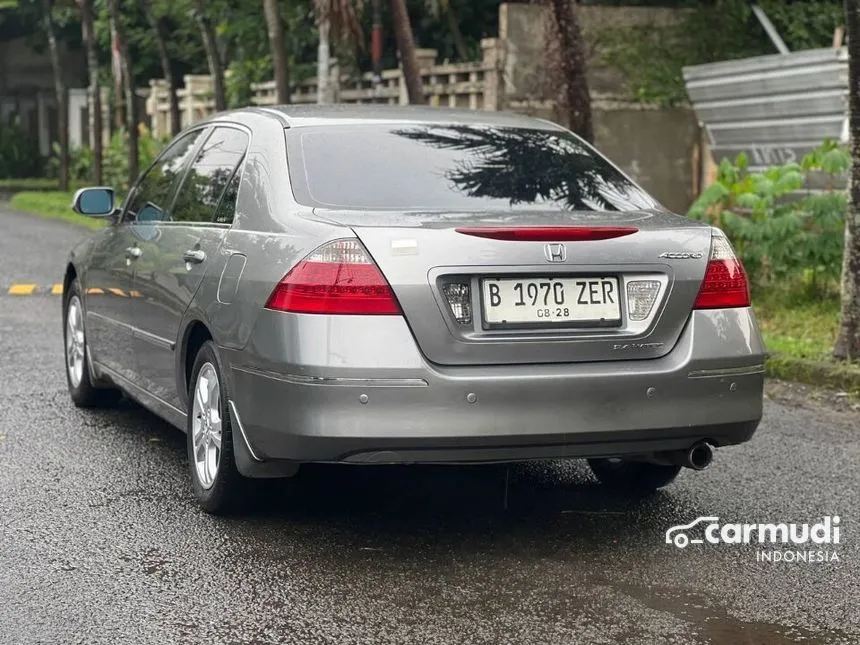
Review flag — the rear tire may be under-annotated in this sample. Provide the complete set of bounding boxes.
[63,279,121,408]
[587,458,682,493]
[187,340,246,514]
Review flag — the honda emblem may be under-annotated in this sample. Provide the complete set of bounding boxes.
[544,243,566,263]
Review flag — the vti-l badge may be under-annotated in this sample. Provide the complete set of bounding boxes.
[544,243,566,263]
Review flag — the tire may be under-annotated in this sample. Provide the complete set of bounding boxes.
[63,279,121,408]
[587,458,682,493]
[187,340,245,514]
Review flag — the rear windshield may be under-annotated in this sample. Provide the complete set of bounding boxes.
[286,124,657,212]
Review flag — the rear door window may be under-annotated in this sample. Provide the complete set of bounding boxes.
[171,126,249,224]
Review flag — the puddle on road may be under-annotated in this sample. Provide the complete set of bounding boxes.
[602,577,853,645]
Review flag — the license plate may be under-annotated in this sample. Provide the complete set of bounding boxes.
[481,276,621,326]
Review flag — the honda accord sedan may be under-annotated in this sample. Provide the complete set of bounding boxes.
[65,105,765,513]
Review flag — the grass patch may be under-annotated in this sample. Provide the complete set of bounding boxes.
[753,288,841,361]
[7,191,106,230]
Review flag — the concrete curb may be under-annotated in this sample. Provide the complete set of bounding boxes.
[766,354,860,396]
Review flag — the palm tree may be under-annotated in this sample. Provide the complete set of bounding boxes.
[140,0,181,136]
[41,0,69,191]
[263,0,290,104]
[392,125,654,211]
[541,0,593,143]
[191,0,227,111]
[835,0,860,359]
[107,0,139,183]
[313,0,424,104]
[312,0,364,104]
[77,0,102,183]
[391,0,424,104]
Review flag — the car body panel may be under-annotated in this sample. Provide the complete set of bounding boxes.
[64,106,765,474]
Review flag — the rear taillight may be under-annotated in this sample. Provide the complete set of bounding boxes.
[265,239,400,315]
[693,233,750,310]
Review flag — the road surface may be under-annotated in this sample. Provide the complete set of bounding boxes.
[0,204,857,645]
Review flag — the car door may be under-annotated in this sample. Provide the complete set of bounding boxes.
[83,220,139,377]
[85,129,204,377]
[131,125,250,407]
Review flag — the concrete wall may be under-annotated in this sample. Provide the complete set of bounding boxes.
[500,2,698,213]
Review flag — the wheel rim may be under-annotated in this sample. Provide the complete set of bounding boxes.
[191,362,222,489]
[65,295,85,388]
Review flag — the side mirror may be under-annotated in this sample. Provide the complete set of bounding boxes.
[72,187,114,217]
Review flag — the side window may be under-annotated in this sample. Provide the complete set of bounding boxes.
[124,129,204,223]
[171,127,249,224]
[213,168,242,225]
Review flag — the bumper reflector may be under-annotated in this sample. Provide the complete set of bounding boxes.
[626,280,661,321]
[442,282,472,324]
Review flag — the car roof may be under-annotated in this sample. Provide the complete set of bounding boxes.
[223,104,566,131]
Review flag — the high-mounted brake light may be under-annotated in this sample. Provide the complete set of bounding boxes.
[265,239,400,315]
[693,233,750,309]
[454,226,638,242]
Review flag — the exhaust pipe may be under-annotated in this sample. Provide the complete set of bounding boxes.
[657,442,714,470]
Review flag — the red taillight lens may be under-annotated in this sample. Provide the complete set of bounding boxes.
[265,239,400,315]
[454,226,638,242]
[693,233,750,309]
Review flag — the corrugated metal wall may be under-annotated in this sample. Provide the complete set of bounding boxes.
[683,48,848,171]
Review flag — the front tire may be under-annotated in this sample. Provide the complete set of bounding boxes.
[63,279,121,408]
[187,341,245,514]
[587,458,682,493]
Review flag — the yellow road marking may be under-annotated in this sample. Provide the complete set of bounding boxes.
[8,284,38,295]
[129,290,143,298]
[51,284,64,295]
[108,288,127,297]
[86,287,105,295]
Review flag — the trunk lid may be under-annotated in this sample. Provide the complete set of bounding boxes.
[311,208,713,366]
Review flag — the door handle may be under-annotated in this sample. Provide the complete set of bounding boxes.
[183,249,206,264]
[125,246,142,259]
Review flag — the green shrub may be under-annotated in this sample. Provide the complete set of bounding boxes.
[0,121,43,178]
[688,141,848,292]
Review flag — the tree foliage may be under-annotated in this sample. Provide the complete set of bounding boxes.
[689,141,849,291]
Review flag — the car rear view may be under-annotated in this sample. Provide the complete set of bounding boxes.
[225,112,765,507]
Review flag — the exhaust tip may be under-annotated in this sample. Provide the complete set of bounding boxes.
[687,442,714,470]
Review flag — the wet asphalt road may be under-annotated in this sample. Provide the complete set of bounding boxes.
[0,205,858,645]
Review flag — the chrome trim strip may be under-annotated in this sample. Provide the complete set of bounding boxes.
[134,327,175,351]
[687,364,766,379]
[228,400,263,462]
[86,310,133,331]
[87,311,175,351]
[232,364,429,388]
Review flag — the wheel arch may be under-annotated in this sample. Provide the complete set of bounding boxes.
[178,319,214,408]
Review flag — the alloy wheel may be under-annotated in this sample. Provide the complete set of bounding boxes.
[65,295,85,388]
[191,362,222,489]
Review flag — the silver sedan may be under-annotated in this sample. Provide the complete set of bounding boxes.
[64,106,765,514]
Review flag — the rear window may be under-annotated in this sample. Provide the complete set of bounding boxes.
[286,124,657,212]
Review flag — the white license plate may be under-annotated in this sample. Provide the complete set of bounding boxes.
[481,277,621,325]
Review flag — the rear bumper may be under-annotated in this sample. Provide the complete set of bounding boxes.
[225,308,765,467]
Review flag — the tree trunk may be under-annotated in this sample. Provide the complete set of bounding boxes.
[193,0,227,111]
[444,3,469,61]
[544,0,593,143]
[835,0,860,360]
[264,0,290,104]
[140,0,181,136]
[371,0,383,97]
[390,0,425,105]
[42,0,69,191]
[108,0,138,185]
[110,21,124,131]
[78,0,101,185]
[317,17,330,104]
